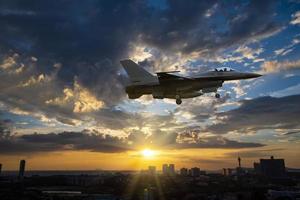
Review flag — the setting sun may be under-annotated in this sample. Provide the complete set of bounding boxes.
[141,149,156,158]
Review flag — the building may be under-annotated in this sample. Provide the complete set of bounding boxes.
[169,164,175,175]
[260,156,286,178]
[148,166,156,175]
[18,160,26,180]
[0,163,2,175]
[190,167,200,177]
[223,168,233,176]
[144,187,155,200]
[223,168,227,176]
[162,164,168,175]
[180,168,188,176]
[253,162,261,174]
[162,164,175,176]
[236,167,244,176]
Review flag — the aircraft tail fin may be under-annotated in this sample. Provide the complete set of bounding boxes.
[120,59,157,84]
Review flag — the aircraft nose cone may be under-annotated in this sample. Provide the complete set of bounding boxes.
[251,73,262,78]
[246,73,262,78]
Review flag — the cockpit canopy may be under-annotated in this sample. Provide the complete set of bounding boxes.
[214,67,235,72]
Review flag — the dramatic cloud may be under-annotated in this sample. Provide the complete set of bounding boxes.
[225,148,285,158]
[0,128,264,154]
[174,132,264,149]
[290,11,300,25]
[0,130,132,154]
[235,46,263,60]
[284,130,300,136]
[0,1,141,110]
[1,0,298,163]
[140,0,281,55]
[260,59,300,73]
[204,95,300,134]
[45,79,104,113]
[0,118,13,139]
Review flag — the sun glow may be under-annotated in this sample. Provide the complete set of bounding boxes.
[141,149,156,158]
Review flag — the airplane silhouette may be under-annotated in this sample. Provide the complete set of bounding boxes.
[120,59,261,105]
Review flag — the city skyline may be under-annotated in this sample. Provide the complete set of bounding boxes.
[0,0,300,170]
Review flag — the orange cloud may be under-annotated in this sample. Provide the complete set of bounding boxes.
[260,59,300,73]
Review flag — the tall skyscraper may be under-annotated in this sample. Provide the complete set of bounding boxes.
[169,164,175,175]
[18,160,26,180]
[238,156,241,168]
[162,164,168,175]
[162,164,175,175]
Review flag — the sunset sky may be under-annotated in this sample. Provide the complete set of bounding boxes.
[0,0,300,171]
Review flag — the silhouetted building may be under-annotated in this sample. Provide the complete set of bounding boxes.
[162,164,168,175]
[236,167,245,176]
[260,156,286,178]
[180,168,188,176]
[18,160,26,180]
[190,167,200,177]
[0,163,2,175]
[169,164,175,175]
[223,168,233,176]
[148,166,156,175]
[253,162,261,174]
[223,168,227,176]
[162,164,175,176]
[144,187,155,200]
[238,156,241,168]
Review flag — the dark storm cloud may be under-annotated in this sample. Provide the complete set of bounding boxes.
[0,0,150,106]
[140,1,217,51]
[21,130,132,153]
[176,137,264,149]
[126,129,264,149]
[0,118,13,139]
[0,128,264,154]
[0,0,281,77]
[0,130,132,154]
[0,0,281,55]
[0,0,146,61]
[204,95,300,134]
[225,148,285,158]
[141,0,280,54]
[284,130,300,135]
[174,130,264,149]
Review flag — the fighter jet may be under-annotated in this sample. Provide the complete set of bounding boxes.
[120,59,261,105]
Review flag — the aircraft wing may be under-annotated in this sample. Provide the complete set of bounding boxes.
[156,71,191,82]
[193,71,229,81]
